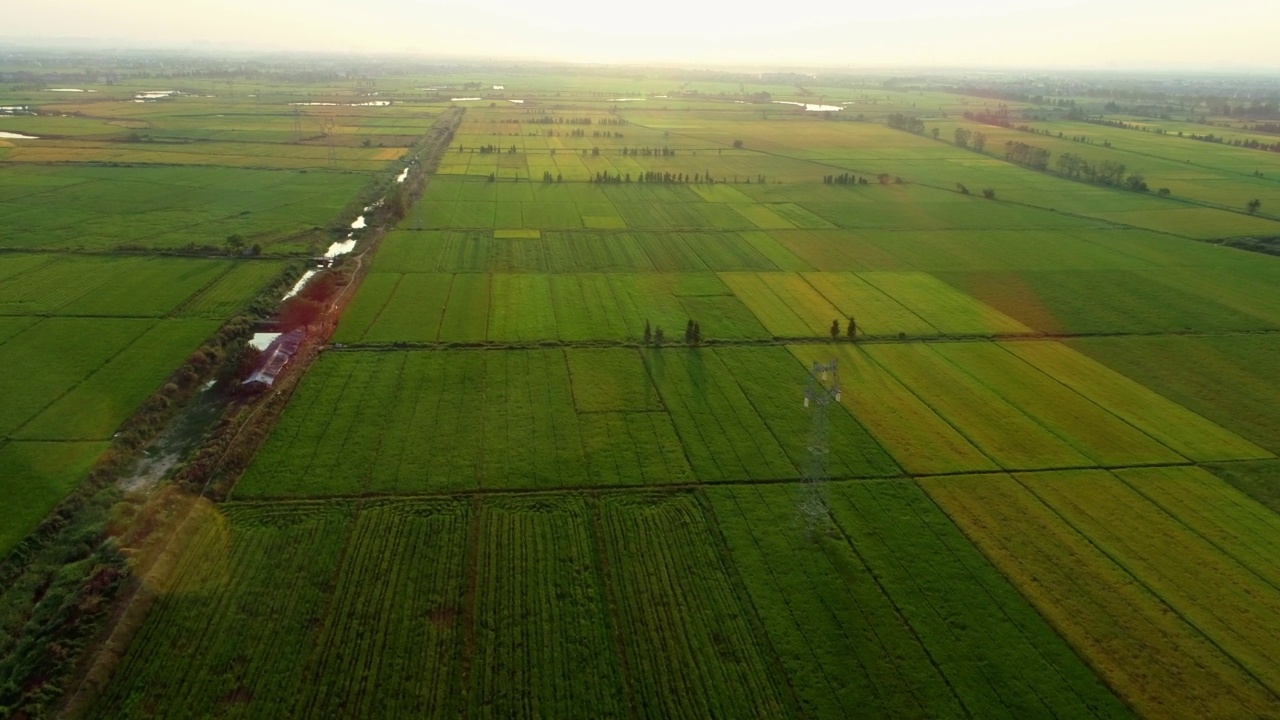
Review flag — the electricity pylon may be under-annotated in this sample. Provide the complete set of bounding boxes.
[799,358,840,536]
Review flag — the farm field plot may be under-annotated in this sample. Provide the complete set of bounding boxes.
[1020,469,1280,698]
[709,481,1130,719]
[105,490,930,719]
[719,271,842,336]
[172,260,286,319]
[936,269,1279,335]
[1068,335,1280,453]
[374,229,782,274]
[335,272,769,343]
[89,501,358,719]
[596,491,798,718]
[0,165,366,252]
[645,347,897,482]
[858,272,1031,336]
[471,494,629,719]
[0,254,235,317]
[237,345,897,497]
[930,117,1280,216]
[862,343,1091,470]
[234,349,694,496]
[928,341,1185,466]
[799,272,937,336]
[923,472,1280,719]
[0,317,154,437]
[17,319,220,440]
[1005,341,1272,462]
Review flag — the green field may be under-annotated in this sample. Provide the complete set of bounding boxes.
[7,67,1280,719]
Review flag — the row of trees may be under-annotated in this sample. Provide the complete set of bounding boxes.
[955,184,996,199]
[465,144,517,155]
[639,318,866,344]
[590,171,746,184]
[962,108,1012,128]
[887,112,926,134]
[824,173,901,185]
[1003,141,1052,171]
[1182,132,1280,154]
[619,146,677,156]
[953,128,988,151]
[641,320,702,345]
[527,116,616,125]
[1054,153,1149,190]
[538,129,623,138]
[823,173,870,185]
[829,317,857,340]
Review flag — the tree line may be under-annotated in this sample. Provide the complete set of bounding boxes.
[887,112,926,134]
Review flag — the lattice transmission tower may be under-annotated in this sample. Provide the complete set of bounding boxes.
[323,117,337,168]
[799,358,840,535]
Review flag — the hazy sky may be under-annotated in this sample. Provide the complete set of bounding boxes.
[7,0,1280,69]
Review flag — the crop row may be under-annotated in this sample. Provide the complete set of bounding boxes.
[91,492,795,718]
[295,500,471,718]
[91,501,355,718]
